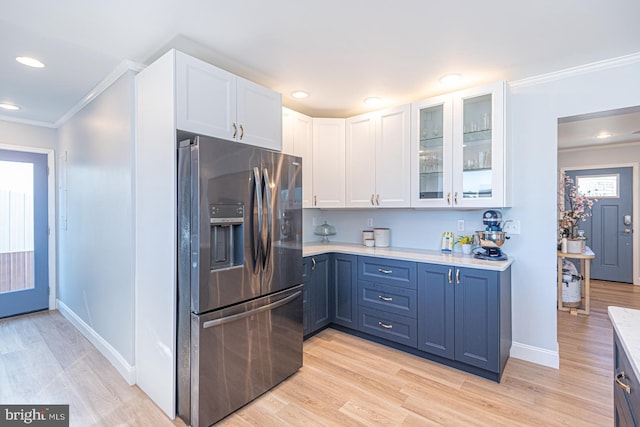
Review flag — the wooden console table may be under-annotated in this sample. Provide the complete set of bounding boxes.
[557,247,596,315]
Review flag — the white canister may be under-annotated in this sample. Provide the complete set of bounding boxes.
[364,239,375,247]
[362,230,374,245]
[373,228,390,247]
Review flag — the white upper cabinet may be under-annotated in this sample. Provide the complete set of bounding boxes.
[236,78,282,150]
[452,81,507,208]
[346,105,411,208]
[312,118,346,208]
[175,51,282,150]
[411,81,508,208]
[282,108,313,207]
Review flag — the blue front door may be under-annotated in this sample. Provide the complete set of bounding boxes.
[566,167,633,283]
[0,149,49,318]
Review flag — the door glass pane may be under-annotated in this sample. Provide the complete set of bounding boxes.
[576,174,619,198]
[0,161,34,294]
[419,105,444,200]
[462,94,492,198]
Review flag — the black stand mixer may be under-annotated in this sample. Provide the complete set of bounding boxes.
[474,210,509,261]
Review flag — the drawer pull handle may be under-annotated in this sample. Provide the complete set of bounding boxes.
[378,321,393,329]
[378,295,393,302]
[616,371,631,394]
[378,269,393,274]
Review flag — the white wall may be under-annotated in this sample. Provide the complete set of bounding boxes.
[303,55,640,368]
[0,121,57,150]
[559,141,640,169]
[57,71,136,376]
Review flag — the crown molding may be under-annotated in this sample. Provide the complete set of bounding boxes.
[54,60,146,128]
[0,114,58,129]
[559,139,640,153]
[510,52,640,88]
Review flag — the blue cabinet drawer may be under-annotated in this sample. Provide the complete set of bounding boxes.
[358,306,417,347]
[358,281,417,318]
[358,257,416,289]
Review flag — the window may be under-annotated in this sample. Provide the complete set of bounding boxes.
[576,174,619,198]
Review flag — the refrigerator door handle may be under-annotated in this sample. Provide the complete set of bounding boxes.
[262,168,273,268]
[202,290,302,329]
[251,167,263,273]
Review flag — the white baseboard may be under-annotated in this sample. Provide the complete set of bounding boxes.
[57,299,136,385]
[510,341,559,369]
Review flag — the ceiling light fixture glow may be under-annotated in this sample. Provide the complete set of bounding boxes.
[0,103,20,111]
[596,132,612,139]
[439,73,462,85]
[363,97,382,107]
[16,56,45,68]
[291,90,309,99]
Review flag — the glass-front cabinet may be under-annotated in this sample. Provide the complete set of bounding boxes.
[411,81,508,208]
[411,95,453,207]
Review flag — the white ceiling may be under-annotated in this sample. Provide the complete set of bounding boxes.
[559,107,640,150]
[2,0,640,128]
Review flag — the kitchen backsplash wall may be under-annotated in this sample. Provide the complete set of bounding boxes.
[303,208,512,251]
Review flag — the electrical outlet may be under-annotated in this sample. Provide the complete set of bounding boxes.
[457,220,465,231]
[367,218,373,228]
[503,220,521,235]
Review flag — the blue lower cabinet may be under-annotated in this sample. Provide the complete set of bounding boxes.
[358,306,417,347]
[303,255,331,336]
[333,254,358,329]
[417,263,511,377]
[614,332,639,426]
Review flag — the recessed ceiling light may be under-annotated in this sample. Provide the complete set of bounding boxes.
[0,103,20,111]
[291,90,309,99]
[596,132,612,139]
[16,56,45,68]
[439,73,462,85]
[363,97,382,107]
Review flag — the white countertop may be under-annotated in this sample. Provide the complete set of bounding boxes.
[609,306,640,380]
[303,242,513,272]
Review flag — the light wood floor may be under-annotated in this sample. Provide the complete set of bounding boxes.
[2,280,639,426]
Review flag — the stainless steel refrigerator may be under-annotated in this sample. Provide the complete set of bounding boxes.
[177,135,303,427]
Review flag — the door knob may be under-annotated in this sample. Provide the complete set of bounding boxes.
[624,228,633,234]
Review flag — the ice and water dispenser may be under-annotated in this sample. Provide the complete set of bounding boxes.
[209,204,244,270]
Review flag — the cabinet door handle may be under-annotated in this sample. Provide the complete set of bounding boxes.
[378,295,393,302]
[239,124,244,140]
[314,195,317,206]
[456,269,460,284]
[378,268,393,274]
[311,257,316,271]
[454,192,458,205]
[448,268,452,284]
[616,371,631,394]
[232,122,237,138]
[378,321,393,329]
[376,194,380,205]
[370,194,375,206]
[447,192,451,205]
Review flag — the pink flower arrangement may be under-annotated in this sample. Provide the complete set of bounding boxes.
[558,172,596,238]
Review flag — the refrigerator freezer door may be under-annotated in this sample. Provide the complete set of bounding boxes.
[189,285,303,426]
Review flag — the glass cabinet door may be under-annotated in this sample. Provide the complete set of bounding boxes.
[419,105,444,200]
[452,81,505,208]
[461,93,493,200]
[412,96,453,207]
